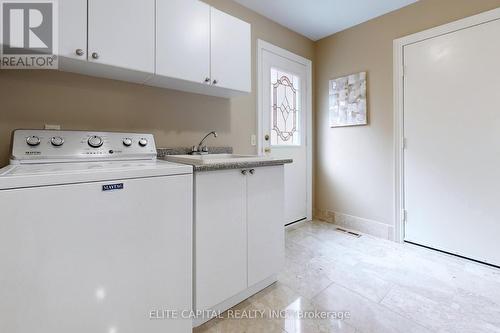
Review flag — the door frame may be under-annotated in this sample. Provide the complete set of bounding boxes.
[393,7,500,243]
[256,39,313,222]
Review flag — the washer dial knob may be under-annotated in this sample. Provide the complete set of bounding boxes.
[138,138,148,147]
[26,136,41,147]
[122,138,133,147]
[88,135,104,148]
[51,136,64,147]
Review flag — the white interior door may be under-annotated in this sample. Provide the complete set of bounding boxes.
[261,48,309,225]
[403,18,500,266]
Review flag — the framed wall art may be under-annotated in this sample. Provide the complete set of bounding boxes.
[329,72,367,127]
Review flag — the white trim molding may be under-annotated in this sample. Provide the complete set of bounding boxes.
[315,209,394,241]
[393,7,500,243]
[256,39,313,221]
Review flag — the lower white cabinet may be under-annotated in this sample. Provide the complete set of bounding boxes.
[195,169,247,311]
[194,166,284,317]
[247,166,284,286]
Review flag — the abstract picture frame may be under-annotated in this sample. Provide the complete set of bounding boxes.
[329,71,367,127]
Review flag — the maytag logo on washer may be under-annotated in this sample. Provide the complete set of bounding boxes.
[0,0,58,69]
[102,183,124,192]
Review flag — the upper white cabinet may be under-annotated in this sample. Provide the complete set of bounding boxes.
[210,7,251,93]
[58,0,87,61]
[152,0,251,97]
[156,0,210,84]
[88,0,155,73]
[58,0,251,98]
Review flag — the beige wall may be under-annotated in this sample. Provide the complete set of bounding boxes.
[3,0,499,235]
[315,0,500,233]
[0,0,314,166]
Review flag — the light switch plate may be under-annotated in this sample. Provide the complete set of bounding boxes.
[251,134,256,146]
[45,124,61,130]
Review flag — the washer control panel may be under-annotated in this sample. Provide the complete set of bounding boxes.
[11,130,157,163]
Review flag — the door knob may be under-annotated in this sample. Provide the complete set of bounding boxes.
[241,170,247,175]
[75,49,84,56]
[264,147,271,153]
[91,52,99,60]
[264,134,270,141]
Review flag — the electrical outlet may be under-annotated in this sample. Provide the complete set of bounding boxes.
[45,124,61,130]
[251,134,256,146]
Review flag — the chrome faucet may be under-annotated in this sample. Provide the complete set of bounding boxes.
[191,131,217,155]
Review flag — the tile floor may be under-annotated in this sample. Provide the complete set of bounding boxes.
[194,220,500,333]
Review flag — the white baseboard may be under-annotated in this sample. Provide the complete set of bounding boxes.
[314,209,394,241]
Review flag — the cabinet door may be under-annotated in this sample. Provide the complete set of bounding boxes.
[210,7,251,92]
[88,0,154,73]
[58,0,87,60]
[247,166,284,286]
[195,170,247,310]
[156,0,210,84]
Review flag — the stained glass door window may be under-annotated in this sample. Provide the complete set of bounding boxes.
[270,68,301,146]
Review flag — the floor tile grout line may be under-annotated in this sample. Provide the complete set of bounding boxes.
[377,282,396,304]
[309,280,335,300]
[378,296,440,332]
[274,275,328,305]
[312,281,436,333]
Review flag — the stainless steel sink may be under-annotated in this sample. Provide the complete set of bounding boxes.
[165,154,273,165]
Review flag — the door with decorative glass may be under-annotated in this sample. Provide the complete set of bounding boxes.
[260,47,309,225]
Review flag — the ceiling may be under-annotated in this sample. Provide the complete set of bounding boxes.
[233,0,418,41]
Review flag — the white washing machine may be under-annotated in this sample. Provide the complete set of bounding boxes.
[0,130,193,333]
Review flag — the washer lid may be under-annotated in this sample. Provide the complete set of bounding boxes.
[0,160,192,190]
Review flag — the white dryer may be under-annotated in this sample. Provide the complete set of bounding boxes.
[0,130,193,333]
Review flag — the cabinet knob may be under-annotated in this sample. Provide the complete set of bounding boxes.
[212,79,218,85]
[204,77,210,83]
[249,169,255,175]
[241,170,247,175]
[91,52,99,60]
[75,49,84,56]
